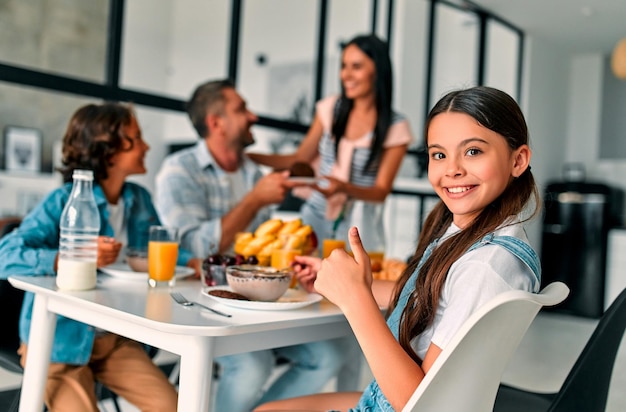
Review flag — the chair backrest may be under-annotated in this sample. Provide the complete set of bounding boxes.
[401,281,570,412]
[547,286,626,412]
[0,279,26,374]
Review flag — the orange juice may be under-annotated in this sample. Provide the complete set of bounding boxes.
[148,241,178,281]
[322,239,346,258]
[367,251,385,271]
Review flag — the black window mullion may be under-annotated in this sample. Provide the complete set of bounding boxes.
[516,33,524,102]
[424,0,436,123]
[386,0,394,46]
[313,0,328,105]
[228,0,243,83]
[417,0,437,177]
[371,0,378,32]
[105,0,124,88]
[0,63,185,110]
[476,11,487,86]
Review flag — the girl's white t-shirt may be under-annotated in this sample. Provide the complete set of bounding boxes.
[411,221,539,359]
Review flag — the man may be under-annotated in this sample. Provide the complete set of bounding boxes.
[155,79,348,412]
[156,79,287,257]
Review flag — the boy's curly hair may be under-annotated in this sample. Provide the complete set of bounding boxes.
[58,103,134,183]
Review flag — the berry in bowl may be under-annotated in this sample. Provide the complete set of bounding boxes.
[226,265,292,302]
[201,254,258,289]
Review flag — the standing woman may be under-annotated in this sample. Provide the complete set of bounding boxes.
[249,33,414,250]
[0,103,199,411]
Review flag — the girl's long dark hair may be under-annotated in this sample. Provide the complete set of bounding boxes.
[332,34,393,172]
[387,86,540,364]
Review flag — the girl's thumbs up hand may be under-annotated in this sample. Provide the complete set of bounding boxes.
[314,227,373,311]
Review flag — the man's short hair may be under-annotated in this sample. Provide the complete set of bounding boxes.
[187,79,235,138]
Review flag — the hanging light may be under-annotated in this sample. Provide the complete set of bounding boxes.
[612,38,626,79]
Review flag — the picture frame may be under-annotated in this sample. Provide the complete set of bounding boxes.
[2,126,43,173]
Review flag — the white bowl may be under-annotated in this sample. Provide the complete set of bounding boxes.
[226,265,292,302]
[126,248,149,272]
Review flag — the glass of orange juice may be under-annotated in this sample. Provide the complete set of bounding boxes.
[367,251,385,272]
[322,239,346,258]
[148,225,179,288]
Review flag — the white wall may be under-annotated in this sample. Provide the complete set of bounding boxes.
[518,37,571,248]
[565,55,604,169]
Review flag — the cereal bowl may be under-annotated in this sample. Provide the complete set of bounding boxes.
[126,248,149,272]
[226,265,292,302]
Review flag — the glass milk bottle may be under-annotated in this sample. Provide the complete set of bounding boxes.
[56,169,101,290]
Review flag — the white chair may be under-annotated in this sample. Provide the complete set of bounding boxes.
[401,281,569,412]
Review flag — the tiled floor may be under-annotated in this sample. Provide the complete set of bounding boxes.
[2,311,625,411]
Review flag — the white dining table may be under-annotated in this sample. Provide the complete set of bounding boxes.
[8,274,353,412]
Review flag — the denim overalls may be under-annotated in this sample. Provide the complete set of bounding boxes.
[350,233,541,412]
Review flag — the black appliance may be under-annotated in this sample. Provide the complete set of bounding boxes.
[540,181,623,318]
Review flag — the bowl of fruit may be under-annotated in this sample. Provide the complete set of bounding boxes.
[201,253,258,289]
[225,265,292,302]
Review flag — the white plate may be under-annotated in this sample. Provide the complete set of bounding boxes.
[202,286,323,311]
[99,263,194,281]
[287,177,318,184]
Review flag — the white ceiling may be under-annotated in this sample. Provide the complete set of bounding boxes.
[468,0,626,54]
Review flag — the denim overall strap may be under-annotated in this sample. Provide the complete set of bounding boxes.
[352,240,439,411]
[386,240,439,340]
[352,233,540,412]
[468,233,541,290]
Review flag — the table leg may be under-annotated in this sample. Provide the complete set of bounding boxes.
[19,294,56,412]
[177,336,214,411]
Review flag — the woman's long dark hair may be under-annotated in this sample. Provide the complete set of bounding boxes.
[58,103,134,183]
[331,34,393,172]
[388,86,540,364]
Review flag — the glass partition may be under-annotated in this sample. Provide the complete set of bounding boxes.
[0,0,109,83]
[121,0,230,99]
[430,3,479,107]
[239,0,319,124]
[484,19,521,98]
[322,0,372,98]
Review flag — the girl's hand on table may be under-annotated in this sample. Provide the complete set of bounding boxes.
[97,236,122,267]
[292,255,321,293]
[315,226,373,310]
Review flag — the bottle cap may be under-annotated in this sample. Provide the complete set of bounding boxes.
[72,169,94,181]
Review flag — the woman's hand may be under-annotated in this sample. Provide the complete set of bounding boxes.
[313,176,347,198]
[314,226,373,310]
[292,255,322,293]
[97,236,122,268]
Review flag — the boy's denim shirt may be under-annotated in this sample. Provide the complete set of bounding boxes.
[0,181,192,364]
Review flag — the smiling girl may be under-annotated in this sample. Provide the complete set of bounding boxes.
[255,86,541,412]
